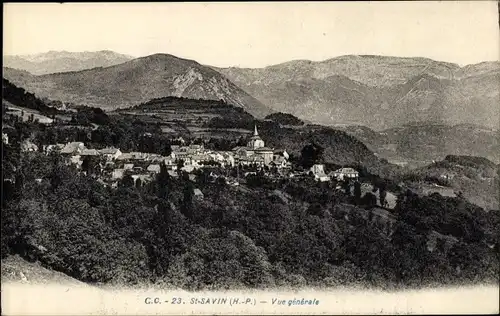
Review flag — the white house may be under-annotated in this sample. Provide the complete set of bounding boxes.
[147,164,161,174]
[112,169,125,180]
[123,163,134,170]
[21,139,39,152]
[37,116,54,125]
[221,152,235,167]
[271,156,291,169]
[60,142,85,155]
[330,167,359,181]
[131,174,152,187]
[209,152,224,162]
[181,164,195,173]
[274,149,289,160]
[70,155,83,168]
[310,164,330,182]
[80,148,99,157]
[128,152,148,161]
[193,188,204,200]
[190,154,212,168]
[99,147,122,160]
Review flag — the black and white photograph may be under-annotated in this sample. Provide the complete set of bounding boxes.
[1,2,499,315]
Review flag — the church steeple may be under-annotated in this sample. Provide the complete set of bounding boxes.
[248,123,265,149]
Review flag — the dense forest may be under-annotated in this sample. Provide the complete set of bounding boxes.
[265,112,305,126]
[3,79,59,116]
[2,121,499,289]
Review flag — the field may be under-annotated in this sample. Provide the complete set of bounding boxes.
[3,102,54,124]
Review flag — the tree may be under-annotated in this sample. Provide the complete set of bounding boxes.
[81,156,97,175]
[353,180,362,204]
[161,143,172,157]
[120,174,135,188]
[379,188,388,208]
[342,180,351,196]
[362,192,377,208]
[135,178,142,188]
[299,143,324,169]
[176,159,184,177]
[307,202,323,217]
[156,163,172,199]
[181,181,194,220]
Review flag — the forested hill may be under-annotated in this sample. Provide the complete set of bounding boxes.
[2,79,57,115]
[2,143,499,289]
[398,155,499,211]
[121,96,256,130]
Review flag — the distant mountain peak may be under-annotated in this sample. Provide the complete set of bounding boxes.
[216,54,499,130]
[3,50,135,75]
[3,53,272,118]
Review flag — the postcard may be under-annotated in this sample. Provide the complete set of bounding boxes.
[2,2,499,315]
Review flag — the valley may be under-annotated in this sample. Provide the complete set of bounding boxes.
[2,3,500,314]
[2,50,499,295]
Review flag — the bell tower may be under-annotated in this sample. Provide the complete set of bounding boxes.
[247,124,265,149]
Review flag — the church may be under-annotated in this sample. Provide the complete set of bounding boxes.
[232,124,282,166]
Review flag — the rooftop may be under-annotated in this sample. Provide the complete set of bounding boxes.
[333,167,359,174]
[255,146,274,152]
[99,147,120,154]
[81,149,99,156]
[60,142,84,154]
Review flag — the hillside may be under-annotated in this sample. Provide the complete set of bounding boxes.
[215,56,500,130]
[2,255,86,286]
[264,112,304,126]
[341,123,500,166]
[117,96,256,139]
[113,97,393,175]
[3,50,134,75]
[3,54,272,118]
[1,77,389,174]
[2,144,498,290]
[2,78,59,116]
[400,155,499,211]
[3,82,498,291]
[256,121,401,179]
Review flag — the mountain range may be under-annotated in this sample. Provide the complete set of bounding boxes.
[2,54,271,118]
[2,50,135,75]
[2,51,498,131]
[215,56,500,130]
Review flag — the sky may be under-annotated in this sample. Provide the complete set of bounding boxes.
[3,2,499,67]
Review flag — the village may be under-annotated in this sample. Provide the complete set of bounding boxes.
[13,124,361,190]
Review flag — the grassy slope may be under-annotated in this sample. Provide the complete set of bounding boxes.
[1,255,86,286]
